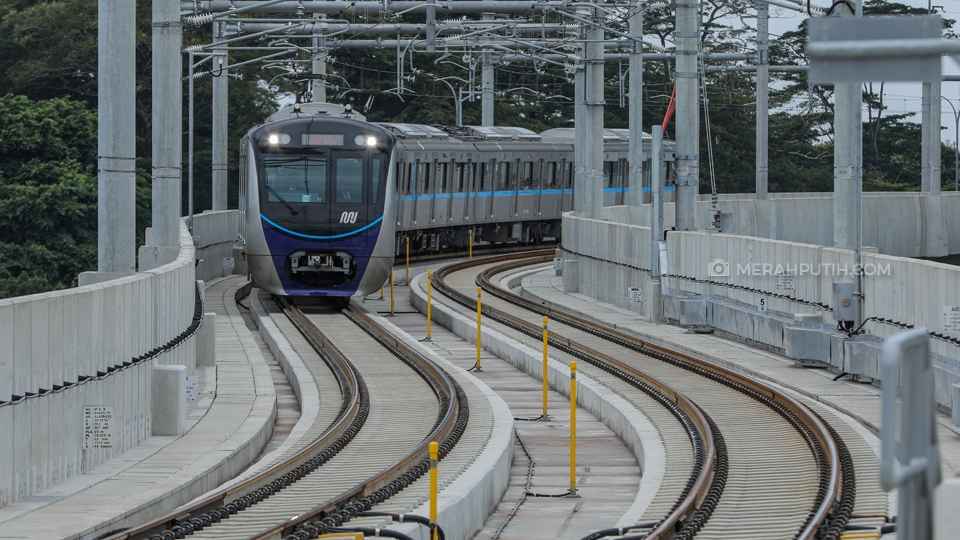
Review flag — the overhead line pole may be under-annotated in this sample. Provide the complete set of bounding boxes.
[627,0,644,206]
[756,0,769,200]
[212,21,229,211]
[674,0,699,231]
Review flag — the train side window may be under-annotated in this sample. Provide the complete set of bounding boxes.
[480,162,489,191]
[438,162,450,193]
[603,162,615,188]
[467,163,477,192]
[418,161,432,195]
[455,163,467,192]
[497,162,511,191]
[501,161,514,191]
[520,162,534,190]
[545,161,557,189]
[407,162,416,195]
[563,161,572,189]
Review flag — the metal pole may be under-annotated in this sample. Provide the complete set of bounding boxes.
[674,0,699,230]
[426,0,437,53]
[627,0,644,206]
[573,3,603,219]
[311,10,327,103]
[152,0,184,249]
[425,269,433,341]
[97,0,136,273]
[542,316,549,418]
[931,79,942,195]
[429,440,439,540]
[212,23,229,211]
[457,87,464,126]
[831,1,863,330]
[651,126,663,278]
[922,83,932,191]
[569,360,578,497]
[755,0,769,200]
[188,51,195,233]
[481,52,495,126]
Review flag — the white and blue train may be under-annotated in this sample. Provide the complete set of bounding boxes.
[240,103,397,301]
[241,103,676,299]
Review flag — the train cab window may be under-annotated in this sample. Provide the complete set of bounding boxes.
[334,157,364,203]
[438,162,450,193]
[264,156,327,203]
[520,162,534,190]
[418,162,432,195]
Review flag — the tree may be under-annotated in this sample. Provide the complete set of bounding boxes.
[0,94,99,298]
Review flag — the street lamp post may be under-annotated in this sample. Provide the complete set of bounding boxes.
[942,96,960,191]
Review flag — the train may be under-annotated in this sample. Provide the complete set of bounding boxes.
[240,102,676,299]
[239,103,397,302]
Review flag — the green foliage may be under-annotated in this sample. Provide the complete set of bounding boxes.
[0,94,98,298]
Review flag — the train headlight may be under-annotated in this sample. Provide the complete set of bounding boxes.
[366,136,377,147]
[268,133,280,145]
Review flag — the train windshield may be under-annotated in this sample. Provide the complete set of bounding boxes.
[264,157,328,203]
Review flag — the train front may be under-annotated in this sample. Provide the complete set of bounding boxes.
[245,116,396,297]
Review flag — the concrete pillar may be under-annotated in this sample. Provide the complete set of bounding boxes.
[96,0,136,274]
[572,4,603,219]
[150,0,183,250]
[481,53,495,127]
[151,364,186,436]
[674,0,699,230]
[922,83,932,190]
[647,280,662,324]
[755,0,769,200]
[195,312,217,368]
[651,126,664,277]
[832,5,862,250]
[626,1,644,207]
[935,477,960,539]
[212,23,229,211]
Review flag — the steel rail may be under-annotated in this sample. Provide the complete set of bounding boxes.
[102,297,365,540]
[432,251,718,539]
[247,302,468,540]
[433,252,845,540]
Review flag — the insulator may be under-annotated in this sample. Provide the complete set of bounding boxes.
[185,13,216,26]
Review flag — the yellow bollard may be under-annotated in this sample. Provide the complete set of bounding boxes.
[389,268,395,315]
[405,237,410,284]
[569,361,578,496]
[429,441,439,540]
[469,287,483,372]
[542,316,549,419]
[424,270,433,341]
[468,228,473,260]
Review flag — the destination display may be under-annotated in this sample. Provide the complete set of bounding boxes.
[302,133,345,146]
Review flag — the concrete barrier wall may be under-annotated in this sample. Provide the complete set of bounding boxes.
[561,213,652,315]
[193,210,240,283]
[564,209,960,411]
[0,222,197,507]
[616,192,960,258]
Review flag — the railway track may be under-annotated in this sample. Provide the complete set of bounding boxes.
[105,295,469,540]
[430,252,857,540]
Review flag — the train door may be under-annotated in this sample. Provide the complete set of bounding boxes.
[331,152,367,241]
[441,160,454,223]
[561,160,573,213]
[429,159,441,223]
[534,159,544,216]
[460,161,474,222]
[517,160,533,217]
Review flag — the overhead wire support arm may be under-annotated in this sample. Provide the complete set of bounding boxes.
[183,0,290,25]
[183,22,308,52]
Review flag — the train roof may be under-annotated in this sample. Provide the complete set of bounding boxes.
[265,102,367,123]
[539,128,653,143]
[376,123,450,140]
